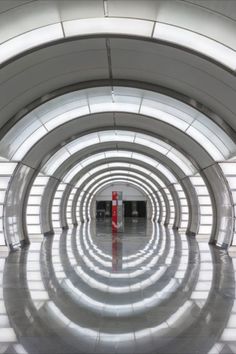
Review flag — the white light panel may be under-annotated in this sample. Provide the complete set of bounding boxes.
[153,22,236,71]
[0,23,64,65]
[63,18,153,37]
[1,87,234,166]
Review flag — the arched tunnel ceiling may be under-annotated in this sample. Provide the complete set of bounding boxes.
[73,165,167,190]
[0,0,236,134]
[0,0,235,251]
[1,85,235,165]
[96,181,148,201]
[40,130,196,176]
[48,149,179,184]
[1,41,236,133]
[39,137,195,179]
[84,171,159,193]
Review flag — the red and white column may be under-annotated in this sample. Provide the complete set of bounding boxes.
[112,191,123,232]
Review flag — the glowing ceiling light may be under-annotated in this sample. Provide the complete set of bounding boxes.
[63,18,153,37]
[0,23,64,65]
[153,22,236,71]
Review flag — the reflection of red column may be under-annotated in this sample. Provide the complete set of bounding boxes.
[112,192,122,271]
[112,232,118,271]
[112,191,118,232]
[112,232,122,272]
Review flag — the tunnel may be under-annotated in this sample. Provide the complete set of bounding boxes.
[0,1,236,353]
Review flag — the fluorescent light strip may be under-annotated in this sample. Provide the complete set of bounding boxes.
[85,177,154,202]
[1,87,233,165]
[26,174,49,236]
[0,23,64,65]
[63,17,154,37]
[12,126,48,161]
[82,171,157,192]
[63,150,177,184]
[153,22,236,71]
[0,19,234,72]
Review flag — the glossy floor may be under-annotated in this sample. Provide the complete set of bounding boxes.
[0,219,236,354]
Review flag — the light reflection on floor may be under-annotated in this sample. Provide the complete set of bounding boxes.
[0,218,236,354]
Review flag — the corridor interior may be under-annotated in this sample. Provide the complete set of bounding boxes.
[1,1,236,353]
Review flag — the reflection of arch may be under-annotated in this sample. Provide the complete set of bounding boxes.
[2,224,235,353]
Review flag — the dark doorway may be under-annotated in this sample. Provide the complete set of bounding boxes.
[97,201,146,219]
[137,201,146,217]
[123,201,146,217]
[124,201,132,217]
[96,201,112,219]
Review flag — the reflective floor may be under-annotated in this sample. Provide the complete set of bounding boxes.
[0,218,236,354]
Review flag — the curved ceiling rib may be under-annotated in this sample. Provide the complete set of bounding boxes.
[41,130,196,177]
[0,1,236,71]
[31,150,182,230]
[62,151,176,184]
[37,157,190,242]
[77,171,162,222]
[34,151,197,240]
[0,87,234,163]
[80,176,159,221]
[83,177,157,219]
[70,165,172,224]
